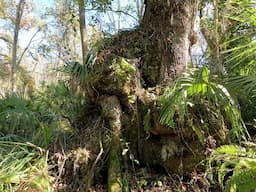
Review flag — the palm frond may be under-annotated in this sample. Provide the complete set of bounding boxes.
[226,75,256,97]
[0,141,52,191]
[225,75,256,122]
[0,93,39,138]
[62,50,97,85]
[207,144,256,192]
[159,67,249,142]
[222,0,256,74]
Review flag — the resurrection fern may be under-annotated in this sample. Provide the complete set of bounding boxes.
[207,144,256,192]
[159,67,249,142]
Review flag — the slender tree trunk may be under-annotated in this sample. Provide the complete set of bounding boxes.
[78,0,88,64]
[117,0,121,32]
[136,0,144,23]
[10,0,25,92]
[141,0,199,87]
[213,0,222,75]
[17,28,41,66]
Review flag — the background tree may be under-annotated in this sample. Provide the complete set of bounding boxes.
[77,0,89,63]
[10,0,25,92]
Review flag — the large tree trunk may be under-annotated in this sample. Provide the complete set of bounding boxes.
[85,0,200,189]
[141,0,198,87]
[137,0,200,171]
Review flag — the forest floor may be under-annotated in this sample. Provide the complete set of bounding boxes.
[88,167,220,192]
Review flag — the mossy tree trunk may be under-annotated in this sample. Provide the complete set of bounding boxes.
[85,0,200,189]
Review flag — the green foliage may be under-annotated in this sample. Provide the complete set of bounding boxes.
[220,0,256,124]
[89,0,112,11]
[62,50,97,86]
[0,64,9,81]
[143,108,151,132]
[35,81,85,124]
[0,92,57,146]
[222,0,256,74]
[0,81,84,147]
[226,75,256,98]
[110,58,136,82]
[0,141,52,191]
[207,143,256,192]
[225,75,256,122]
[75,0,112,11]
[0,78,89,190]
[159,67,248,142]
[0,93,41,141]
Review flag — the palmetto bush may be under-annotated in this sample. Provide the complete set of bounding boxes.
[221,0,256,123]
[34,81,85,127]
[207,143,256,192]
[62,50,97,87]
[222,0,256,75]
[0,93,59,147]
[0,141,52,192]
[159,67,249,142]
[225,75,256,123]
[0,81,86,191]
[0,93,43,142]
[0,81,84,146]
[199,1,256,191]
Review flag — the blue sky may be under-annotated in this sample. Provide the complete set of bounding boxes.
[35,0,54,10]
[1,0,140,56]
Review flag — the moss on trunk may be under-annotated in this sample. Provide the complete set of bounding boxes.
[108,136,122,192]
[99,96,122,192]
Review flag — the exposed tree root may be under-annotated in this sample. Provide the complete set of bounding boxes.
[99,96,123,192]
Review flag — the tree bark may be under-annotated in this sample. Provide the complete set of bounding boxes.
[10,0,25,92]
[141,0,199,87]
[78,0,88,64]
[85,0,201,185]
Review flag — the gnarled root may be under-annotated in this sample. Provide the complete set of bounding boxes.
[99,96,122,192]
